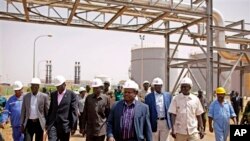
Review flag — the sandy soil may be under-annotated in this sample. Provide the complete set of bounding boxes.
[0,124,217,141]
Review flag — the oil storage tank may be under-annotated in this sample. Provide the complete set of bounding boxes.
[131,47,178,91]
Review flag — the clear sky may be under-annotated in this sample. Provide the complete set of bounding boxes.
[0,0,249,85]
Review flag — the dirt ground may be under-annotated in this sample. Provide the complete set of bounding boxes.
[69,125,216,141]
[1,124,216,141]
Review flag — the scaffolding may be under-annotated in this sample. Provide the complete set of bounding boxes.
[0,0,250,102]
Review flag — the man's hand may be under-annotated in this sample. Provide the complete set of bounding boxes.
[171,131,176,139]
[199,131,205,139]
[0,122,5,129]
[108,137,115,141]
[21,125,25,133]
[81,129,86,137]
[209,125,213,133]
[198,126,205,139]
[71,130,76,135]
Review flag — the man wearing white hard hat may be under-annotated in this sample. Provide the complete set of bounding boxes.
[46,75,78,141]
[145,77,172,141]
[81,78,110,141]
[21,78,50,141]
[139,80,151,102]
[168,77,205,141]
[107,80,152,141]
[103,80,115,107]
[77,87,87,136]
[1,81,24,141]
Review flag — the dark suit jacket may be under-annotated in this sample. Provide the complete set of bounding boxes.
[145,92,172,132]
[107,100,152,141]
[232,96,243,113]
[46,90,77,133]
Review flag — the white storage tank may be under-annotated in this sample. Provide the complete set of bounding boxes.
[131,47,178,91]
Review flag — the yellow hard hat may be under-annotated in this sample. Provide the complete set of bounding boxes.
[216,87,226,94]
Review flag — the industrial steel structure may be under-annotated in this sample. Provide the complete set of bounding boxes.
[1,0,250,102]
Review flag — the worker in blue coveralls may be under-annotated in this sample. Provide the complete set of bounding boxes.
[0,89,7,141]
[1,81,24,141]
[208,87,236,141]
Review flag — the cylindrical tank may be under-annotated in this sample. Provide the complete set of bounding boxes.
[131,47,178,91]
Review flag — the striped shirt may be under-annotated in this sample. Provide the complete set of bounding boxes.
[121,101,135,140]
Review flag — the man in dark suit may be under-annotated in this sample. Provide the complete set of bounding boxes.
[46,75,78,141]
[21,78,49,141]
[145,77,172,141]
[107,80,152,141]
[231,91,243,124]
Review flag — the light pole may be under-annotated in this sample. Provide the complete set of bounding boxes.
[33,35,52,77]
[139,35,145,85]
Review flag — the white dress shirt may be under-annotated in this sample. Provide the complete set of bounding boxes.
[29,94,38,119]
[154,92,165,118]
[78,95,86,113]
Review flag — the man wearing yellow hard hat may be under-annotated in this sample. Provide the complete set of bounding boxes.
[208,87,236,141]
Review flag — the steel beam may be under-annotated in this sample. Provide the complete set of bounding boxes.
[222,54,244,87]
[188,66,202,90]
[170,58,206,67]
[104,6,127,29]
[225,20,244,28]
[67,0,80,25]
[213,26,250,35]
[22,0,29,21]
[169,29,185,64]
[167,17,205,35]
[137,12,168,32]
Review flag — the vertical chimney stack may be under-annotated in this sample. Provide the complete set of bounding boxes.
[45,60,52,84]
[78,62,81,84]
[74,62,81,84]
[48,60,52,84]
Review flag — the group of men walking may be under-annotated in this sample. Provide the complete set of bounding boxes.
[0,75,78,141]
[0,75,247,141]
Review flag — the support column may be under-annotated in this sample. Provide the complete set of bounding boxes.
[165,21,170,91]
[206,0,213,103]
[217,54,221,88]
[240,20,245,97]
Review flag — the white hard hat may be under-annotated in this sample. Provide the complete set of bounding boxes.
[13,81,23,90]
[54,75,66,86]
[123,80,139,91]
[143,80,150,84]
[31,78,41,85]
[91,78,103,87]
[79,87,86,92]
[152,77,163,85]
[74,91,79,94]
[180,77,193,87]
